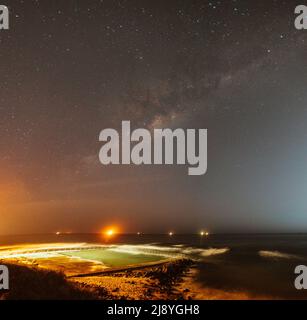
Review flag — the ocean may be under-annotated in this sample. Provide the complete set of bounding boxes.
[1,233,307,299]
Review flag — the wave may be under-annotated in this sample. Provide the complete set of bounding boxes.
[259,250,303,260]
[107,244,182,258]
[200,248,230,257]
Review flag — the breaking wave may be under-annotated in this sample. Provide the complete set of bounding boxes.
[107,244,182,258]
[107,245,230,259]
[259,250,302,260]
[200,248,230,257]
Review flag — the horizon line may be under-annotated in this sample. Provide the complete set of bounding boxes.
[1,231,307,237]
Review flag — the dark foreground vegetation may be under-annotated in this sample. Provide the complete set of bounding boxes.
[0,263,108,300]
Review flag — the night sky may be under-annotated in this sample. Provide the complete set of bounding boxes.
[1,0,307,234]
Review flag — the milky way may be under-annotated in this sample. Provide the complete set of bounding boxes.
[0,0,306,234]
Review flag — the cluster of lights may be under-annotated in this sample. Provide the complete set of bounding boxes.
[200,231,209,236]
[57,228,210,237]
[55,231,73,235]
[167,231,209,236]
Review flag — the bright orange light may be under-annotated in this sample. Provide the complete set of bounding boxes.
[102,226,119,238]
[106,229,114,236]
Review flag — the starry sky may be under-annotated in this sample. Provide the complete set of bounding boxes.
[0,0,307,234]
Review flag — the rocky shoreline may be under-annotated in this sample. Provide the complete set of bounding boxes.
[0,259,195,300]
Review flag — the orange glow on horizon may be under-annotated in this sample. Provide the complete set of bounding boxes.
[106,229,114,236]
[102,226,120,238]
